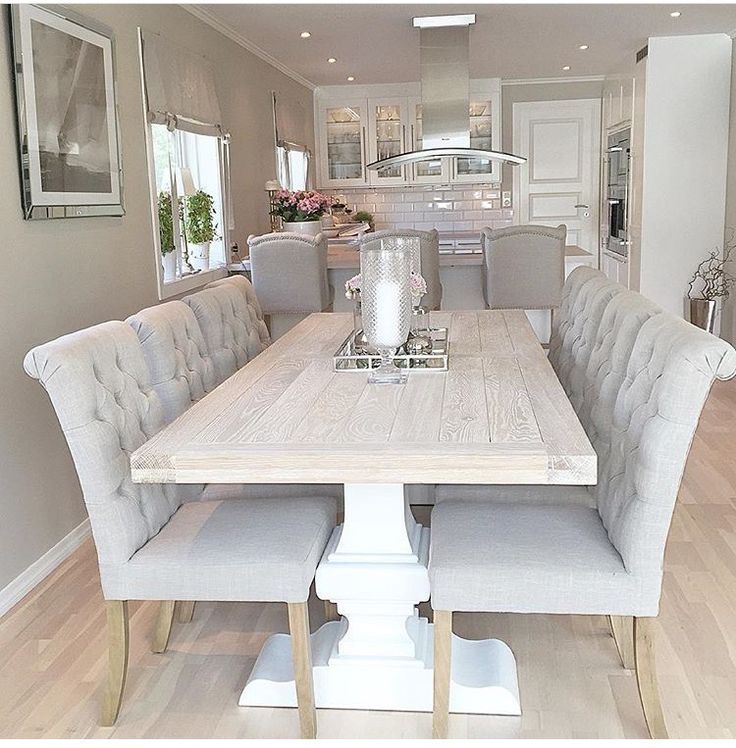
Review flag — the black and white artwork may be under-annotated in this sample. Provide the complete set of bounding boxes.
[11,5,123,218]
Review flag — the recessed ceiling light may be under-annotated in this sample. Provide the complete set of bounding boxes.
[562,65,571,71]
[347,76,355,82]
[300,31,311,38]
[670,10,681,17]
[327,57,337,64]
[578,44,589,50]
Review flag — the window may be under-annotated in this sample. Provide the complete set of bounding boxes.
[276,142,310,191]
[150,123,230,286]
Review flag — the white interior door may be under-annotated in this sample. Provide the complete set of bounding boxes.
[513,99,601,256]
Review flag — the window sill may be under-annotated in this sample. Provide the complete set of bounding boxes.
[158,266,228,300]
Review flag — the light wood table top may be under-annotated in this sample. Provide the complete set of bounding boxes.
[131,311,596,486]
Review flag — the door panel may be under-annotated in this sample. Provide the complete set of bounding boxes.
[513,99,601,257]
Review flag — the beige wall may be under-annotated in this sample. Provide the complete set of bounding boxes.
[722,38,736,345]
[500,79,603,195]
[0,4,313,594]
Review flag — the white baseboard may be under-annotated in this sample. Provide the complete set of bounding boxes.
[0,518,91,618]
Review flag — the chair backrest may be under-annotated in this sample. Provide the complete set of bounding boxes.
[549,267,626,410]
[481,224,566,310]
[23,322,185,581]
[247,232,330,314]
[206,275,271,345]
[594,311,736,580]
[183,282,270,386]
[360,229,442,310]
[126,300,217,425]
[581,290,661,447]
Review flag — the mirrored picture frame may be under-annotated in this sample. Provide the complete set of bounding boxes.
[10,4,124,219]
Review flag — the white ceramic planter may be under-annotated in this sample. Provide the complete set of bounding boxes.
[189,241,211,271]
[162,251,177,282]
[283,220,322,237]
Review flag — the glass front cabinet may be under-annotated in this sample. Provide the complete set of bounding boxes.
[318,101,369,188]
[315,80,501,189]
[366,98,409,187]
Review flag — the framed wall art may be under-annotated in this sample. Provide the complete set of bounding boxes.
[10,4,124,219]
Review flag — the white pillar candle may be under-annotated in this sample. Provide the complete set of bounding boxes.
[374,281,404,347]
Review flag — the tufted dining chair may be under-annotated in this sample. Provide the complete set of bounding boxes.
[429,287,736,739]
[206,274,272,346]
[24,321,336,737]
[247,232,332,339]
[360,229,443,310]
[182,280,270,386]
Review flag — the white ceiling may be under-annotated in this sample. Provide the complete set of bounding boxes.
[194,3,736,87]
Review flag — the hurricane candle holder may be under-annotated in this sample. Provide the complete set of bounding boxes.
[360,240,412,384]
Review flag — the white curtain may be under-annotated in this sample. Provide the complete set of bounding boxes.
[141,30,224,136]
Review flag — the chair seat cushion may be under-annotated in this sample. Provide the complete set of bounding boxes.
[429,501,660,616]
[202,483,344,501]
[435,484,594,506]
[103,497,336,603]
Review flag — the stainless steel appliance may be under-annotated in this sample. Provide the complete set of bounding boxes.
[605,128,631,258]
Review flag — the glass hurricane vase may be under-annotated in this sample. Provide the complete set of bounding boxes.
[360,240,412,384]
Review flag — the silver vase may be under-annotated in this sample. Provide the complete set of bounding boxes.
[689,298,716,333]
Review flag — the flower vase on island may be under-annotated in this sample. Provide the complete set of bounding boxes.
[271,189,337,236]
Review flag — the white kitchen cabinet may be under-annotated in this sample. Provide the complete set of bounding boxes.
[602,73,635,131]
[366,98,409,187]
[601,251,629,287]
[318,100,369,189]
[314,80,502,189]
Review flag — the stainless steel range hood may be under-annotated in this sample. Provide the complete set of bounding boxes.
[367,16,526,171]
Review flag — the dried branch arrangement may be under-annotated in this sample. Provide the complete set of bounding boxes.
[688,230,736,301]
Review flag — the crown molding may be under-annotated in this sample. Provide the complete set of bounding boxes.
[182,5,317,91]
[502,75,605,86]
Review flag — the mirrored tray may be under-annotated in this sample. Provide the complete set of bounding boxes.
[333,327,449,372]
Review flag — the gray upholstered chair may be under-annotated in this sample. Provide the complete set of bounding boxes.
[206,274,272,347]
[359,229,442,310]
[247,232,332,339]
[24,321,336,737]
[482,224,566,344]
[429,280,736,739]
[126,300,217,425]
[182,280,270,386]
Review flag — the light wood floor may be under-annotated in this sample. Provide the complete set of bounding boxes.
[1,380,735,739]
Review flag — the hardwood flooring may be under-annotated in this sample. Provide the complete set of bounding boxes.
[1,380,734,739]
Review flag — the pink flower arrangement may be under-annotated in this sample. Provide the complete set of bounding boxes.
[272,190,337,222]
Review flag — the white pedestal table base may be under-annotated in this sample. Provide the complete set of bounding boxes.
[239,483,520,716]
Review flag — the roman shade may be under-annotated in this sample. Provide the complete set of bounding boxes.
[273,92,307,148]
[140,30,224,137]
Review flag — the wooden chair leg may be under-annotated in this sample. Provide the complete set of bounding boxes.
[288,602,317,739]
[101,600,129,726]
[152,600,176,654]
[609,615,635,669]
[634,617,668,739]
[177,600,196,624]
[433,610,453,739]
[323,600,339,623]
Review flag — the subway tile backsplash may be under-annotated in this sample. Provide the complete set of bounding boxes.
[324,183,513,233]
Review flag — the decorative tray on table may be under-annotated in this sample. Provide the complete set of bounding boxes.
[333,328,449,372]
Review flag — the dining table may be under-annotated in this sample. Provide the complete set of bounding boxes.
[131,310,597,715]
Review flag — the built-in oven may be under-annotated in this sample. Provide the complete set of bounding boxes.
[605,128,631,258]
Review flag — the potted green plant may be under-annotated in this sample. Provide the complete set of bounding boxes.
[687,231,736,333]
[184,190,218,270]
[354,210,375,231]
[157,191,177,281]
[271,190,336,235]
